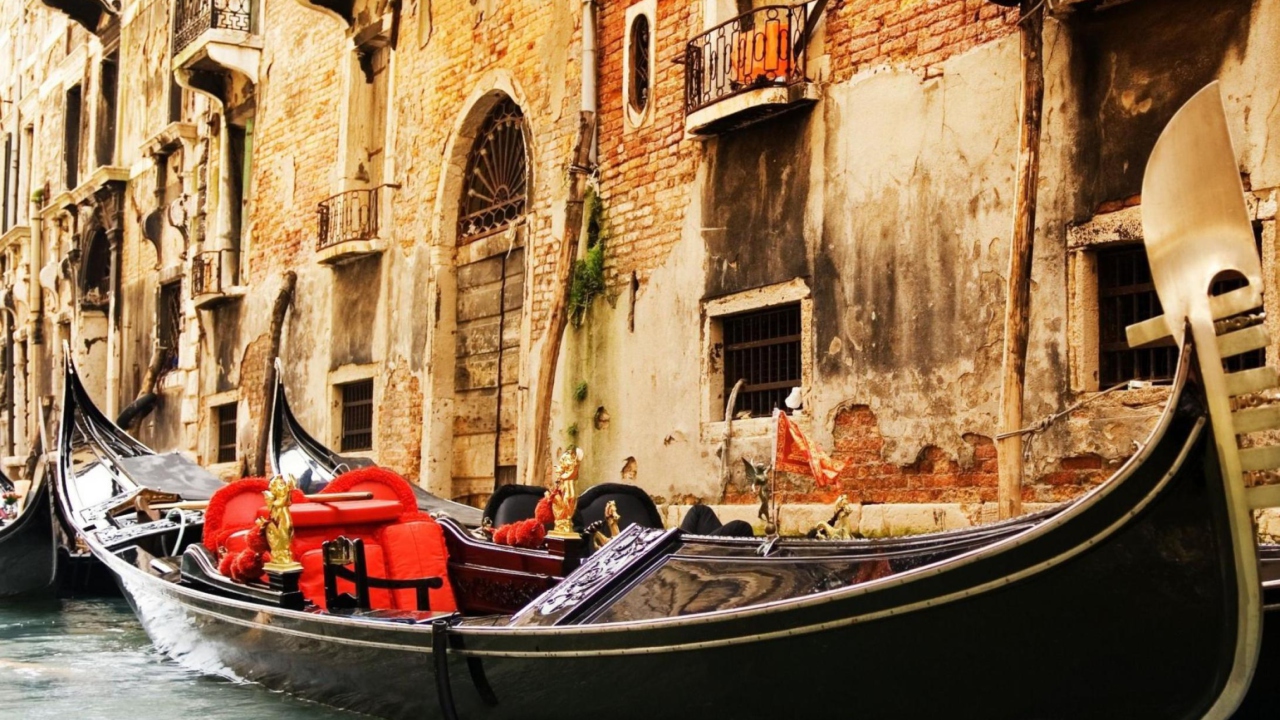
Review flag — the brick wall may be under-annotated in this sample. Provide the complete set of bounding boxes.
[826,0,1019,84]
[595,0,702,290]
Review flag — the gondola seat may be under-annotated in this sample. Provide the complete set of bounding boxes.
[203,472,459,613]
[576,483,664,532]
[320,467,419,518]
[483,484,547,527]
[203,478,306,552]
[321,536,446,613]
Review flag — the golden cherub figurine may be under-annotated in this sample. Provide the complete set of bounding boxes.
[547,446,583,538]
[260,475,302,572]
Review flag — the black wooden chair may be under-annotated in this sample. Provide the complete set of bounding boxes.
[322,536,443,612]
[482,484,547,527]
[576,483,664,532]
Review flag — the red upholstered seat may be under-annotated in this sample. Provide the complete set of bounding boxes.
[264,502,339,527]
[320,467,418,517]
[377,519,457,612]
[320,499,403,525]
[203,477,306,552]
[300,544,393,610]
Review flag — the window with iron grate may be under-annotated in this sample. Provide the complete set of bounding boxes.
[158,281,182,371]
[339,378,374,452]
[1097,237,1263,386]
[721,303,802,418]
[628,14,651,116]
[215,402,237,464]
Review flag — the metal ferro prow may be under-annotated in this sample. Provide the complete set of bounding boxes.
[1127,82,1267,720]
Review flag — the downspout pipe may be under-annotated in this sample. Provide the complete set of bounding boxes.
[26,195,42,432]
[581,0,598,163]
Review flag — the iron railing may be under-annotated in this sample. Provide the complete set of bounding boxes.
[191,248,236,296]
[684,5,808,116]
[317,184,395,252]
[173,0,253,57]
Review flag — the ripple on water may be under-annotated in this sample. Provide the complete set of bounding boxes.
[0,598,360,719]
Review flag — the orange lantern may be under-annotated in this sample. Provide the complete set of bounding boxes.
[732,17,791,86]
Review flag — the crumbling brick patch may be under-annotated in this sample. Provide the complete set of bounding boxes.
[238,333,270,472]
[726,404,1119,508]
[377,363,424,481]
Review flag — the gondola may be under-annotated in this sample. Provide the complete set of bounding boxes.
[0,459,57,597]
[55,86,1276,718]
[267,360,484,527]
[51,352,224,591]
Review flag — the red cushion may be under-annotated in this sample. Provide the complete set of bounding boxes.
[321,499,403,525]
[258,502,339,528]
[377,519,457,612]
[321,467,418,517]
[204,478,307,551]
[224,529,251,555]
[299,543,392,611]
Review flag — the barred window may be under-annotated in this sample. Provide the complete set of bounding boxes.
[158,281,182,371]
[628,14,651,116]
[1098,243,1263,386]
[215,403,237,464]
[721,303,802,418]
[339,379,374,452]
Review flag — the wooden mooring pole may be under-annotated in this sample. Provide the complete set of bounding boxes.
[996,0,1045,519]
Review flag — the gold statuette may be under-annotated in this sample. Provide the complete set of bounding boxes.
[548,447,583,538]
[261,474,303,572]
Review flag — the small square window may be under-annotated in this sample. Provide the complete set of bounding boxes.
[720,303,802,418]
[214,403,237,464]
[338,378,374,452]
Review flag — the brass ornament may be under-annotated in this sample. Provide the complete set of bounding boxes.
[548,447,583,538]
[810,494,856,540]
[589,500,622,550]
[260,474,303,572]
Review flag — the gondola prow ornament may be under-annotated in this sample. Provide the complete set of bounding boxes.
[547,447,583,539]
[260,474,303,573]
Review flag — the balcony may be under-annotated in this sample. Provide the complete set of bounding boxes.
[191,248,246,308]
[315,184,396,265]
[172,0,261,106]
[684,5,818,136]
[39,0,117,35]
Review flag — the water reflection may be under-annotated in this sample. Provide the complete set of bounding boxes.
[0,598,357,719]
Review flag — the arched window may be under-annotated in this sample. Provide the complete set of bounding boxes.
[458,97,527,242]
[629,14,651,116]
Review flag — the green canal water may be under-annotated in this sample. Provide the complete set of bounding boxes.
[0,597,359,719]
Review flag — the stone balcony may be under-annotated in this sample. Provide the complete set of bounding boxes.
[190,248,247,309]
[683,5,818,137]
[171,0,261,105]
[315,184,397,265]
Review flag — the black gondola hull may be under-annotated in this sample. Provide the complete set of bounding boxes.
[97,400,1258,719]
[0,478,57,598]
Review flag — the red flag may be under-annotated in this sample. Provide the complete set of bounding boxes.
[774,411,845,486]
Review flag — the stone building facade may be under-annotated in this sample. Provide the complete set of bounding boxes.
[2,0,1277,535]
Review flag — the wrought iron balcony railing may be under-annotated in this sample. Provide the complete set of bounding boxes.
[173,0,253,58]
[191,248,236,297]
[684,5,808,116]
[317,184,396,252]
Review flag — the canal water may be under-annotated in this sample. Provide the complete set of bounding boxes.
[0,597,358,719]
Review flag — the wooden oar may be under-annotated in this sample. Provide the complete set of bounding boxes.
[148,491,375,512]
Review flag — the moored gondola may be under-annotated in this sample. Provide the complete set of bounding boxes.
[0,460,57,598]
[267,360,484,527]
[56,85,1277,719]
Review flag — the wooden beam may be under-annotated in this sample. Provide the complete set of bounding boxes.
[523,111,597,488]
[996,0,1045,520]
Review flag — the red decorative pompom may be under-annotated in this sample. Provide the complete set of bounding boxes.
[510,519,537,547]
[246,525,269,554]
[217,551,236,577]
[493,525,512,544]
[529,521,547,545]
[534,497,554,525]
[230,549,264,583]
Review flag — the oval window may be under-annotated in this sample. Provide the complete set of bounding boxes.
[629,15,651,116]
